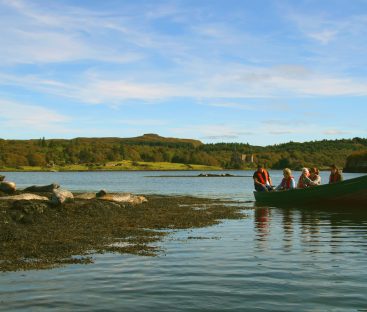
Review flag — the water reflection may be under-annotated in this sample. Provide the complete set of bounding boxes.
[254,207,271,250]
[254,206,367,255]
[282,209,293,252]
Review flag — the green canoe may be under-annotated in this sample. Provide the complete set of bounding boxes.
[254,175,367,207]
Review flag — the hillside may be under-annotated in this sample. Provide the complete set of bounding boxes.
[71,133,203,147]
[0,134,367,171]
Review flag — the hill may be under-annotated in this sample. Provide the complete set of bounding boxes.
[0,135,366,171]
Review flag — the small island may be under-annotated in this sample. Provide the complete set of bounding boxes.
[0,181,245,272]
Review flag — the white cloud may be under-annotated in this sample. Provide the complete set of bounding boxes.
[77,79,178,104]
[308,29,338,45]
[0,0,144,65]
[1,63,367,107]
[207,102,256,110]
[118,119,167,126]
[1,1,367,106]
[207,102,291,112]
[268,130,295,135]
[0,99,71,133]
[171,124,254,142]
[323,129,351,135]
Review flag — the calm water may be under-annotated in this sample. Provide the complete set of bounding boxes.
[1,170,367,311]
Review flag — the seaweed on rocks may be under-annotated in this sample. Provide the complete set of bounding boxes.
[0,195,245,272]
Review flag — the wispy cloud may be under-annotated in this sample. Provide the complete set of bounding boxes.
[323,129,351,135]
[171,124,254,142]
[0,0,366,143]
[207,102,291,112]
[118,119,167,126]
[207,102,257,110]
[0,0,144,64]
[0,99,71,134]
[268,130,295,135]
[308,30,338,45]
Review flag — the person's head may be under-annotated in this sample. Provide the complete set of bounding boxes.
[310,167,319,175]
[330,164,338,173]
[257,164,264,172]
[283,168,292,178]
[301,168,309,176]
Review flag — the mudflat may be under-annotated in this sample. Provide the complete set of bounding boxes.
[0,193,245,272]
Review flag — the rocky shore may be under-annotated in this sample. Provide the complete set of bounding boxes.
[0,178,245,272]
[344,151,367,173]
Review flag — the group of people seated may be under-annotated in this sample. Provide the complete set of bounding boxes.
[253,164,343,192]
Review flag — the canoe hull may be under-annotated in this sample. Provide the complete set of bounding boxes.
[254,175,367,207]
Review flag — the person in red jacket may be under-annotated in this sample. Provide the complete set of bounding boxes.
[253,165,273,192]
[297,167,311,188]
[329,164,343,184]
[276,168,296,191]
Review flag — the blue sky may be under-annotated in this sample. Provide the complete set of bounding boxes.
[0,0,366,145]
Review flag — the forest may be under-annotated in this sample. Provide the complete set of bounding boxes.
[1,133,367,171]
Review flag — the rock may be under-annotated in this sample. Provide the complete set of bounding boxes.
[0,193,49,201]
[0,175,5,182]
[198,173,234,177]
[23,183,60,192]
[10,201,49,223]
[0,181,16,194]
[96,189,107,198]
[98,193,147,204]
[51,188,74,205]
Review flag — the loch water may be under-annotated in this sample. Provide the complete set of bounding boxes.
[1,170,367,311]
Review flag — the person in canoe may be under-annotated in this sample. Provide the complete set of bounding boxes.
[329,164,343,184]
[297,167,312,188]
[253,164,273,192]
[275,168,296,191]
[309,167,321,185]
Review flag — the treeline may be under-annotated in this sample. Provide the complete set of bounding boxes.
[1,134,367,170]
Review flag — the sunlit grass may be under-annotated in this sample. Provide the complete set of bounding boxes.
[0,160,223,172]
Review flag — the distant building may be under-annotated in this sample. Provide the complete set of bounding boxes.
[241,154,254,163]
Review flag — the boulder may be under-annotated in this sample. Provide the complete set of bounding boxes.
[23,183,60,192]
[0,193,49,201]
[96,189,107,198]
[10,200,49,223]
[0,181,16,194]
[51,188,74,205]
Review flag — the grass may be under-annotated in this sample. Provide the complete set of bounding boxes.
[0,160,223,172]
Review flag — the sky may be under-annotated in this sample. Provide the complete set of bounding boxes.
[0,0,366,146]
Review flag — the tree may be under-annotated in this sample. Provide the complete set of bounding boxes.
[27,153,46,166]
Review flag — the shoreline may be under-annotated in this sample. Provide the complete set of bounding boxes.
[0,192,246,272]
[0,168,351,173]
[0,169,251,172]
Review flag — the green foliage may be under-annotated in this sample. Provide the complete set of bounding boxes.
[0,135,366,170]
